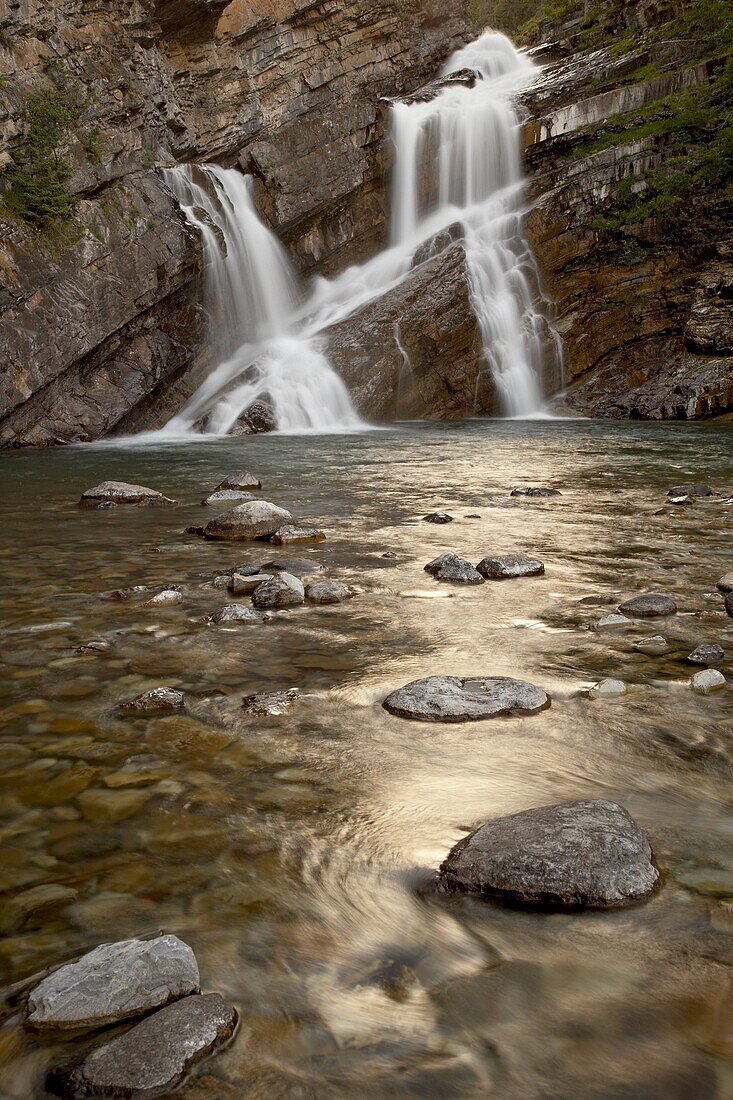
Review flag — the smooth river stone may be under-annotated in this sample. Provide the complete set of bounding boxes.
[424,552,484,585]
[204,501,292,541]
[383,675,549,722]
[252,572,305,608]
[589,678,627,698]
[270,524,326,545]
[618,593,677,617]
[476,553,545,579]
[691,669,727,694]
[26,935,199,1030]
[305,579,354,604]
[79,481,176,506]
[439,799,658,909]
[667,484,712,497]
[53,993,237,1097]
[716,572,733,593]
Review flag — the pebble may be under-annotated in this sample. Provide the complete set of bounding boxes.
[589,678,627,698]
[690,669,726,694]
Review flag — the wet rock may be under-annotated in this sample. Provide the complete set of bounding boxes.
[26,935,199,1030]
[229,572,273,595]
[424,512,453,524]
[251,572,305,609]
[716,572,733,593]
[212,575,231,589]
[144,589,183,607]
[184,526,205,537]
[691,669,727,694]
[424,552,484,585]
[201,490,256,507]
[79,482,176,507]
[589,613,631,631]
[243,689,299,716]
[2,884,78,932]
[687,644,725,666]
[214,472,262,492]
[668,494,694,506]
[203,501,292,542]
[77,788,152,823]
[667,484,713,498]
[305,579,354,604]
[236,399,277,434]
[589,678,627,698]
[119,688,186,714]
[383,675,549,722]
[439,800,658,909]
[618,593,677,617]
[725,591,733,618]
[262,558,325,575]
[634,635,670,655]
[208,605,270,625]
[476,553,545,579]
[75,640,111,655]
[510,486,562,497]
[51,993,236,1097]
[228,564,262,577]
[270,524,326,545]
[381,551,398,559]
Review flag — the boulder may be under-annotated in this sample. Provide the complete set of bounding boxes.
[201,490,256,506]
[716,572,733,593]
[424,512,453,524]
[79,482,176,507]
[305,579,354,604]
[725,591,733,618]
[383,675,549,722]
[251,572,305,609]
[143,589,183,607]
[634,635,670,655]
[270,525,326,545]
[589,678,627,698]
[52,993,237,1097]
[618,593,677,617]
[439,800,658,909]
[214,472,262,492]
[235,399,277,434]
[26,936,199,1030]
[203,501,292,541]
[667,484,712,498]
[262,558,324,575]
[119,688,185,714]
[589,614,631,631]
[691,669,727,694]
[687,643,725,666]
[243,689,299,716]
[208,605,270,625]
[510,487,562,497]
[476,553,545,579]
[424,552,484,585]
[229,572,272,595]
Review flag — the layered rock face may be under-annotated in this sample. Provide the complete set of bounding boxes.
[0,0,470,445]
[519,0,732,418]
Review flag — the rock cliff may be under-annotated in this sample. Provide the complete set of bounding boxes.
[0,0,470,445]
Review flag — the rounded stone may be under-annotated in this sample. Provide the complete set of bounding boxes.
[305,579,354,604]
[667,484,712,498]
[204,501,292,541]
[201,490,256,507]
[618,593,677,618]
[208,605,270,624]
[383,675,550,722]
[686,643,725,666]
[144,589,183,607]
[439,799,658,909]
[476,553,545,579]
[691,669,726,694]
[589,678,627,698]
[251,572,305,609]
[118,688,185,714]
[424,552,484,585]
[589,613,631,632]
[634,635,669,655]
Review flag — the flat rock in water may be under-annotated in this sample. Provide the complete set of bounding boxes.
[476,553,545,579]
[687,643,725,666]
[229,572,272,595]
[618,593,677,618]
[244,688,299,716]
[79,481,176,507]
[716,572,733,593]
[510,487,562,498]
[54,993,237,1097]
[251,572,305,609]
[589,614,631,631]
[424,552,484,585]
[119,688,185,714]
[208,605,270,625]
[634,635,670,655]
[27,935,199,1030]
[201,490,256,507]
[383,675,549,722]
[262,558,324,575]
[204,501,292,542]
[439,800,658,909]
[691,669,726,694]
[667,484,712,497]
[424,512,453,524]
[270,524,326,545]
[215,471,262,492]
[305,579,354,604]
[589,678,627,698]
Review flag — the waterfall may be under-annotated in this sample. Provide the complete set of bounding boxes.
[388,32,558,417]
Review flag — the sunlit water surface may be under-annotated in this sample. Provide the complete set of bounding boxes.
[1,419,732,1098]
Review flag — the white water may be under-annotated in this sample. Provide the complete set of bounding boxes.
[156,32,557,438]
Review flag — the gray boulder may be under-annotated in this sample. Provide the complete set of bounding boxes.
[251,572,305,609]
[26,936,199,1030]
[119,688,185,715]
[424,552,484,585]
[424,512,453,524]
[687,643,725,666]
[667,484,712,497]
[634,635,670,655]
[476,553,545,579]
[305,579,354,605]
[383,675,549,722]
[589,614,631,632]
[618,593,677,617]
[204,501,292,542]
[270,524,326,545]
[510,487,562,498]
[54,993,237,1097]
[691,669,727,694]
[208,605,270,625]
[244,688,299,716]
[439,800,658,909]
[79,481,176,507]
[201,490,256,507]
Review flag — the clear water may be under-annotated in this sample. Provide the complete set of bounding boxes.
[1,418,732,1097]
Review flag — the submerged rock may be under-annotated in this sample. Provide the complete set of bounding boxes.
[27,935,199,1030]
[119,688,185,714]
[215,472,262,492]
[589,678,627,698]
[208,605,270,625]
[243,688,299,716]
[53,993,237,1097]
[634,635,670,655]
[687,643,725,666]
[589,613,631,631]
[270,524,326,545]
[618,593,677,617]
[424,552,484,585]
[79,481,176,507]
[262,557,324,575]
[305,579,354,604]
[251,572,305,608]
[184,525,205,537]
[383,675,549,722]
[424,512,454,524]
[667,484,712,498]
[439,800,658,909]
[144,589,183,607]
[510,486,562,498]
[204,501,292,541]
[476,553,545,579]
[725,591,733,618]
[716,572,733,593]
[201,490,256,507]
[691,669,726,694]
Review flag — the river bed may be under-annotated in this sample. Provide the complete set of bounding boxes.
[1,418,732,1098]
